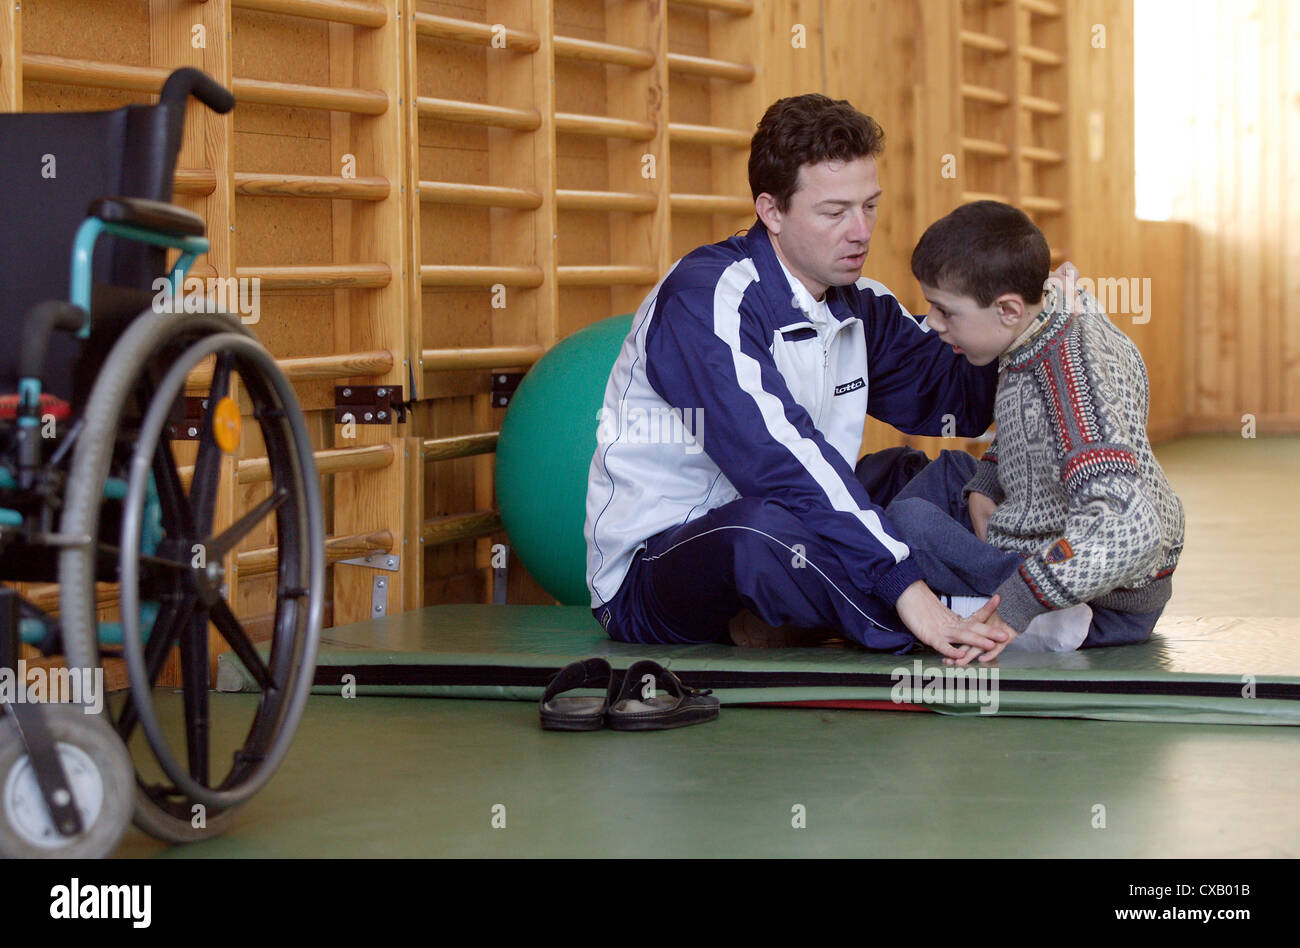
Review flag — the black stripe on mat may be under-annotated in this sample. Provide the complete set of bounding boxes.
[312,663,1300,701]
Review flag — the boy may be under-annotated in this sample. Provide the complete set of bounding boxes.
[884,201,1185,663]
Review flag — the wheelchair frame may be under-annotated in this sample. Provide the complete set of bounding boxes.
[0,68,325,857]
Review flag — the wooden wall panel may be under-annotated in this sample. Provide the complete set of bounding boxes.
[1170,0,1299,432]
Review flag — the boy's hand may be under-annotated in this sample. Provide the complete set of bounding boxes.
[896,583,1013,663]
[945,613,1019,666]
[968,490,999,542]
[941,598,1018,666]
[1051,260,1079,284]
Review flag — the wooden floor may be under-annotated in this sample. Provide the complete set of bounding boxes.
[1155,435,1300,616]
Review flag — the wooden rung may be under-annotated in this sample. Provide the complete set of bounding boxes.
[235,173,389,200]
[668,122,751,148]
[669,0,754,14]
[236,264,391,290]
[414,13,540,51]
[1021,195,1064,213]
[555,112,655,141]
[178,443,394,489]
[419,181,542,209]
[277,351,393,381]
[423,432,500,461]
[1021,145,1064,164]
[238,444,394,484]
[553,35,655,69]
[959,30,1009,54]
[421,265,544,288]
[233,77,387,114]
[671,193,754,215]
[1019,0,1062,17]
[422,347,544,371]
[1021,45,1063,66]
[420,511,502,547]
[960,190,1010,203]
[174,169,218,196]
[238,530,392,579]
[185,350,393,389]
[960,83,1010,106]
[1021,95,1063,115]
[23,54,168,94]
[666,52,755,82]
[556,265,658,286]
[418,97,540,131]
[230,0,387,27]
[961,137,1011,157]
[557,189,657,213]
[1049,247,1068,264]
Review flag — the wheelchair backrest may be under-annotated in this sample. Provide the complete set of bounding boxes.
[0,96,186,401]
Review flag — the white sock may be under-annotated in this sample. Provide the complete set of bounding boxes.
[1005,603,1093,653]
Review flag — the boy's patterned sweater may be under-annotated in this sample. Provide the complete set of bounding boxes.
[963,282,1185,632]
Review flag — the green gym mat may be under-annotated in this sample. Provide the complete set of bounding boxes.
[217,605,1300,726]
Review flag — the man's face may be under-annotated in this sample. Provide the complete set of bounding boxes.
[919,283,1021,367]
[760,156,881,300]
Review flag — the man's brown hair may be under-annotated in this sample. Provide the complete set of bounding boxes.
[748,94,885,213]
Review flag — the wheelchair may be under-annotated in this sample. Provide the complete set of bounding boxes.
[0,68,325,856]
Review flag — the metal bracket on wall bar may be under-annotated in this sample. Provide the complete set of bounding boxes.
[167,396,208,441]
[490,372,525,408]
[371,574,389,618]
[336,552,400,572]
[334,385,406,425]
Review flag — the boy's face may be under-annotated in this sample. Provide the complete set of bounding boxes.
[758,156,881,300]
[919,283,1026,366]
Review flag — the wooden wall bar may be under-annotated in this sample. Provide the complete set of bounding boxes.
[2,1,1211,619]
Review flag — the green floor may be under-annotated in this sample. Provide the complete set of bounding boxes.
[113,436,1300,857]
[113,692,1300,858]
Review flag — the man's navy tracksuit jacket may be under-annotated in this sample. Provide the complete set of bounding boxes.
[584,223,998,649]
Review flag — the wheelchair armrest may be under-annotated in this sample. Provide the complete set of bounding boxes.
[88,197,206,238]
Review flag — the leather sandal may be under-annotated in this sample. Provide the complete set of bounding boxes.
[606,660,720,731]
[539,658,617,731]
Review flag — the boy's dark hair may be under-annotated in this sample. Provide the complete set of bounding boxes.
[748,94,885,213]
[911,201,1051,307]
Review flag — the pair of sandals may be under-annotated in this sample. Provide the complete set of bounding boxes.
[539,658,720,732]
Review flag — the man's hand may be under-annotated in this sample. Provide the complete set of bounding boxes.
[968,490,998,542]
[895,582,1013,664]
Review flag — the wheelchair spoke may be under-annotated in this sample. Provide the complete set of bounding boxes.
[188,352,234,537]
[206,488,287,561]
[100,543,190,575]
[115,596,192,745]
[151,433,196,539]
[178,608,212,787]
[210,599,276,694]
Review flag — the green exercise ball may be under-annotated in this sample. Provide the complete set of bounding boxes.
[495,314,634,605]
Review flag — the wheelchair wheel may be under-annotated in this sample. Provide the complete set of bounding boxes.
[59,308,324,844]
[0,706,134,858]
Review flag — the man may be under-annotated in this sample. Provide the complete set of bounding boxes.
[584,93,1018,663]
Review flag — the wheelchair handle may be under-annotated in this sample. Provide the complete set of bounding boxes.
[160,67,235,115]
